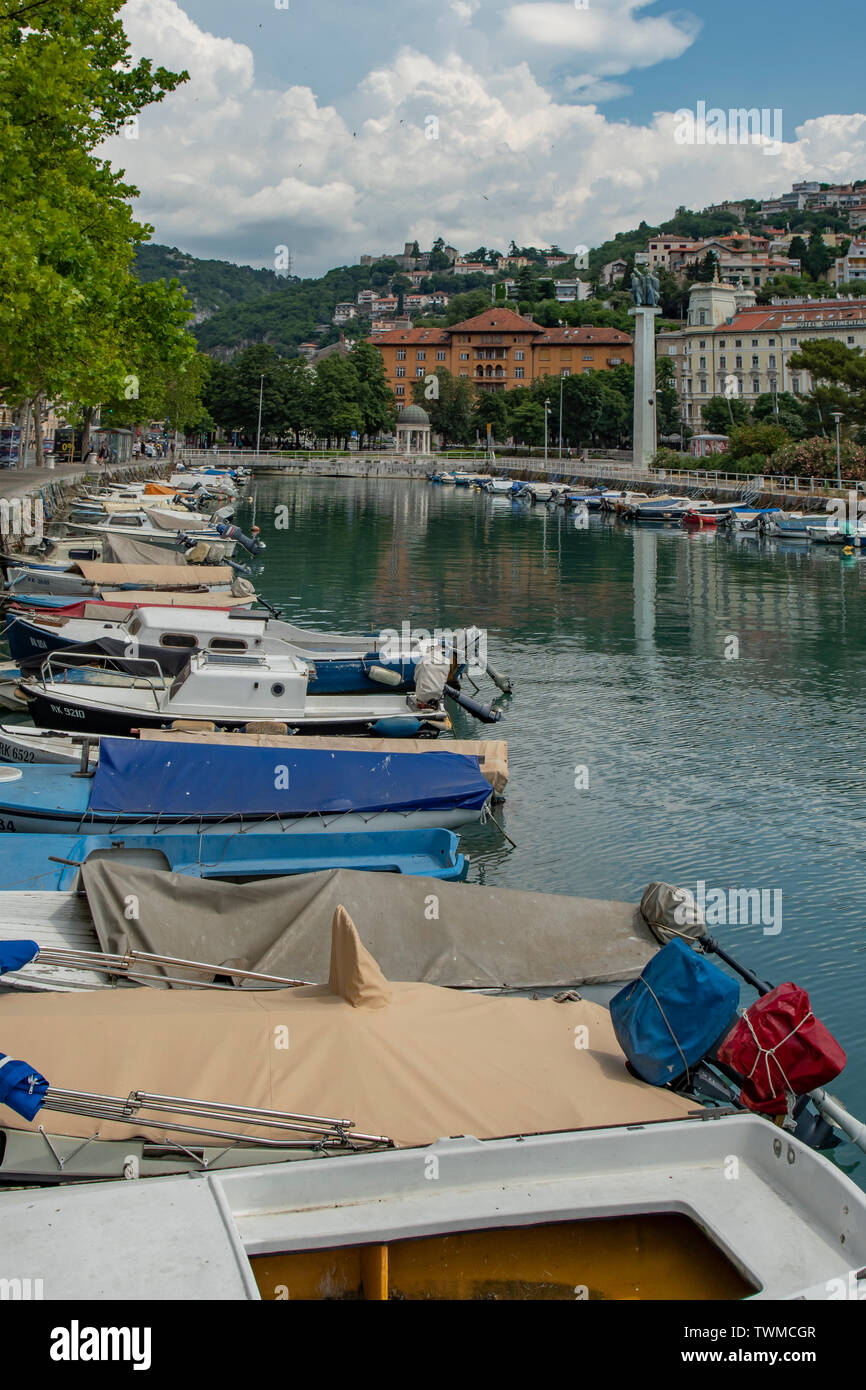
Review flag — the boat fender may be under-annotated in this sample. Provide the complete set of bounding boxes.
[368,665,403,686]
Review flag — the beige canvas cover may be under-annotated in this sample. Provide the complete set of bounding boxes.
[99,535,189,568]
[140,732,508,795]
[99,590,252,609]
[77,562,234,587]
[0,906,696,1147]
[81,861,658,989]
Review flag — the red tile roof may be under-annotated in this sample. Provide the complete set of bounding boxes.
[536,326,632,345]
[448,308,544,334]
[372,328,450,344]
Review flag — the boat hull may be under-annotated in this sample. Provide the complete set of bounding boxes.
[21,687,447,740]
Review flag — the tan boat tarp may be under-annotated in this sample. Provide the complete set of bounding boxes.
[77,561,234,588]
[99,535,189,568]
[98,590,252,609]
[139,732,509,795]
[0,905,695,1147]
[81,861,657,989]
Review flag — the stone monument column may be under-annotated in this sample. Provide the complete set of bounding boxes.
[628,303,662,470]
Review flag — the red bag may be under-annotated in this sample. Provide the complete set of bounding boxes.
[717,983,846,1116]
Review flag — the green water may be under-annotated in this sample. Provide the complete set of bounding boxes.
[242,475,866,1183]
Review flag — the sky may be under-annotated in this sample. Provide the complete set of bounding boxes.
[105,0,866,277]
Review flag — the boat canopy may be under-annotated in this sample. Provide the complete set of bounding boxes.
[80,859,657,988]
[0,905,695,1147]
[88,739,492,818]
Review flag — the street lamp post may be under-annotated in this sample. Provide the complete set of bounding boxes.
[558,376,564,460]
[832,411,843,490]
[544,396,550,468]
[255,375,265,457]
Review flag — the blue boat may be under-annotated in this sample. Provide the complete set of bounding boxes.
[0,738,492,835]
[0,828,467,890]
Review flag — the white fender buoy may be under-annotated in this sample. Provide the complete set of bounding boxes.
[368,665,403,686]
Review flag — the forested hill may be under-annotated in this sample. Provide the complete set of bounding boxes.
[192,265,377,358]
[133,245,287,323]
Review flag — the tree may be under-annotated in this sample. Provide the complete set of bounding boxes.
[701,394,748,434]
[726,421,790,460]
[655,357,682,438]
[0,0,190,461]
[804,231,833,282]
[788,236,809,272]
[350,340,394,446]
[411,368,473,444]
[310,355,362,447]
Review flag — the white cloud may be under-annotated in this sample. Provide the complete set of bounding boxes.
[505,0,701,73]
[108,2,866,276]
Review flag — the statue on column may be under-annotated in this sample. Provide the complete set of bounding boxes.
[630,271,661,307]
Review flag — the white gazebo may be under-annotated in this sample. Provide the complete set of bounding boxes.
[395,404,432,455]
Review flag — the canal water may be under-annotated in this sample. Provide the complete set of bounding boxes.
[243,475,866,1183]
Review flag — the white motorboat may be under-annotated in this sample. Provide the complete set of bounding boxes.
[18,649,452,738]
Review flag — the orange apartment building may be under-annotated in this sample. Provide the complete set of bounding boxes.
[374,308,633,404]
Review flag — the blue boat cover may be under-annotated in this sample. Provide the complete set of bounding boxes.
[89,739,491,818]
[0,941,39,975]
[609,938,740,1086]
[0,1053,48,1121]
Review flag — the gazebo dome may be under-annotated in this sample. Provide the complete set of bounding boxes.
[397,404,430,425]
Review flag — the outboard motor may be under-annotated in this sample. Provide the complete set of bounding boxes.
[216,522,266,555]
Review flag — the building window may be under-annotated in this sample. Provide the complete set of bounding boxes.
[396,367,405,378]
[848,336,855,344]
[719,340,726,348]
[735,339,742,347]
[699,310,706,324]
[735,356,743,369]
[751,339,759,347]
[539,350,550,360]
[582,353,593,361]
[514,367,524,378]
[416,368,424,377]
[561,369,570,377]
[769,338,776,346]
[416,350,426,360]
[436,350,447,360]
[768,355,776,368]
[560,349,572,359]
[791,377,800,392]
[790,337,798,345]
[751,356,759,367]
[699,357,706,369]
[719,356,727,369]
[396,385,404,395]
[397,349,406,361]
[459,371,468,377]
[699,379,707,393]
[751,379,760,393]
[459,352,469,360]
[699,340,706,349]
[668,346,677,356]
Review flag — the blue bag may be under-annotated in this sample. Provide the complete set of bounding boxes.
[610,938,739,1086]
[0,1053,48,1121]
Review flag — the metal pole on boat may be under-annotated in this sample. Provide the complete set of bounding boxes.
[544,397,550,469]
[255,375,265,460]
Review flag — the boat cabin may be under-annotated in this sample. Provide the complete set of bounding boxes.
[169,652,311,718]
[125,607,270,657]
